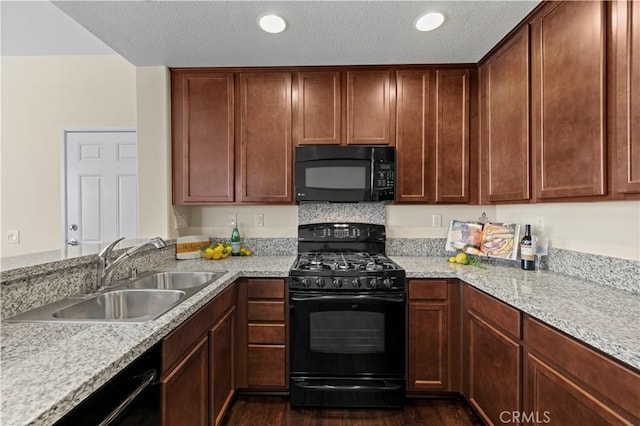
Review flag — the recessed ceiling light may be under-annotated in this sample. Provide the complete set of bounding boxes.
[415,12,446,32]
[258,14,287,34]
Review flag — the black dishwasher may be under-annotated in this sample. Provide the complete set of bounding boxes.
[55,343,161,426]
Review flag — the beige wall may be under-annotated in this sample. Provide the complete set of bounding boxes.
[135,66,181,241]
[182,201,640,261]
[1,55,136,256]
[3,55,638,262]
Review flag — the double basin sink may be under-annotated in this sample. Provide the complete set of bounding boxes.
[5,270,226,323]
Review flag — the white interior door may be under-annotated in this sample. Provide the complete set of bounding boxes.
[65,130,138,246]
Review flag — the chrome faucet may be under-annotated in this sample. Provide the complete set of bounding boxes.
[97,237,167,289]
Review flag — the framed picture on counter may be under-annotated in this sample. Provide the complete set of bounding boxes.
[445,220,521,261]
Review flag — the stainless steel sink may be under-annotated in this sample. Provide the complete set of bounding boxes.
[5,270,227,323]
[124,271,219,290]
[52,289,185,321]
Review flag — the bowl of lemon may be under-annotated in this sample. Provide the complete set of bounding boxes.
[202,243,251,260]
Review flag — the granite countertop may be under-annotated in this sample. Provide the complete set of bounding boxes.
[2,255,639,426]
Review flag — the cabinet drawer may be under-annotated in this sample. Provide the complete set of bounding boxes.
[524,317,640,421]
[248,323,285,344]
[247,279,285,299]
[464,285,520,339]
[248,301,285,322]
[248,345,287,387]
[409,280,448,300]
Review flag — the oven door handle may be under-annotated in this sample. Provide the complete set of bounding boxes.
[290,294,405,304]
[293,382,403,391]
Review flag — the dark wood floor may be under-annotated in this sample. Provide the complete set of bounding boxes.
[221,396,484,426]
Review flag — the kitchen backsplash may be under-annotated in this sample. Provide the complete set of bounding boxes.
[298,202,385,225]
[2,237,637,320]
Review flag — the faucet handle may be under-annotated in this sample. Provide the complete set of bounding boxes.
[98,237,125,266]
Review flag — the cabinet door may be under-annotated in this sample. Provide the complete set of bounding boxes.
[239,73,293,203]
[523,317,640,425]
[296,72,341,145]
[161,336,209,426]
[346,70,394,145]
[531,1,607,199]
[466,311,521,425]
[210,307,235,426]
[172,72,235,203]
[408,301,448,391]
[480,28,530,203]
[434,69,470,203]
[395,70,432,202]
[612,0,640,195]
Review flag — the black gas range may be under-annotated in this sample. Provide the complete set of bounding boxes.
[289,223,406,409]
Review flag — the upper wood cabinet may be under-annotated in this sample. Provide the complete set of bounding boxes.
[296,71,341,145]
[435,69,470,203]
[531,1,607,199]
[347,70,395,145]
[479,27,531,203]
[395,70,433,202]
[238,73,293,203]
[296,70,394,146]
[172,72,235,204]
[611,0,640,196]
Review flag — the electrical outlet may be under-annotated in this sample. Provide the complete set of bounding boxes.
[255,213,264,227]
[7,230,20,243]
[432,214,442,228]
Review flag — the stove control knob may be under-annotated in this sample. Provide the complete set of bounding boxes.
[332,278,343,288]
[351,278,361,288]
[368,278,379,289]
[315,278,325,288]
[301,277,312,288]
[383,278,393,289]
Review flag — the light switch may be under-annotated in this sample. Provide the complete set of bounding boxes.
[255,214,264,227]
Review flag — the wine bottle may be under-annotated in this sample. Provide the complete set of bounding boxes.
[520,224,535,270]
[231,221,241,256]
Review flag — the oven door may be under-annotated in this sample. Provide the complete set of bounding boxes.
[289,291,405,377]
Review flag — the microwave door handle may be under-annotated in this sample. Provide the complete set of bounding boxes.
[370,153,375,198]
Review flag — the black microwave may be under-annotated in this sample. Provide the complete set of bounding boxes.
[295,145,396,203]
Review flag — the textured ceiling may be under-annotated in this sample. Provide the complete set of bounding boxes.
[1,1,114,56]
[47,1,541,67]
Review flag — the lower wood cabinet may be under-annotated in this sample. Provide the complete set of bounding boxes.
[161,283,236,426]
[407,279,461,393]
[161,336,209,426]
[209,306,235,426]
[463,284,522,426]
[523,316,640,425]
[236,278,288,391]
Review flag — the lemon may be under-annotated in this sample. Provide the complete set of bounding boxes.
[448,256,457,263]
[212,251,223,260]
[455,252,468,264]
[203,247,214,259]
[212,245,224,255]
